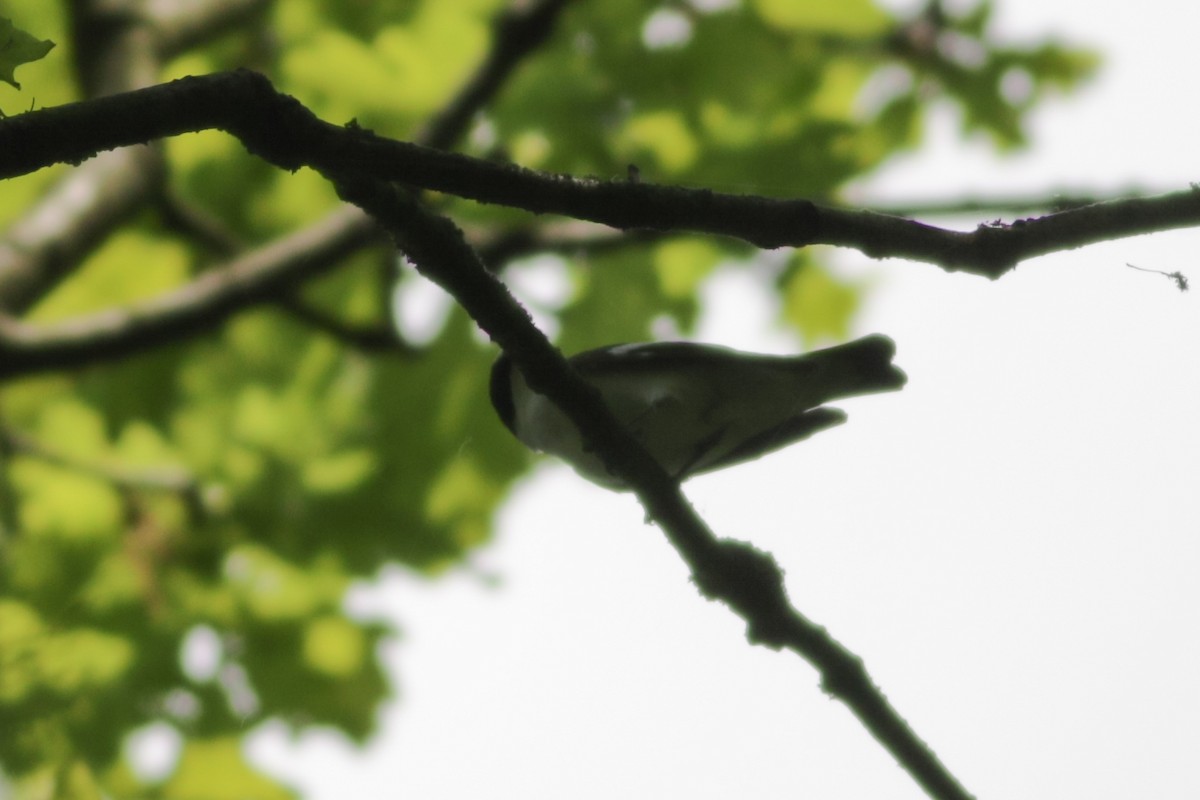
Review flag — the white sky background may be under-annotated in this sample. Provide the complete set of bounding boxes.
[246,1,1200,797]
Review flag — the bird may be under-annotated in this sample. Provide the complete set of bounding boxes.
[489,334,907,490]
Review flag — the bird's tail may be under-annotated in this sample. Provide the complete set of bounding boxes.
[806,334,907,400]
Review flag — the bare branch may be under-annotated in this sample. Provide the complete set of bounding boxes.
[818,194,1200,275]
[5,72,1198,282]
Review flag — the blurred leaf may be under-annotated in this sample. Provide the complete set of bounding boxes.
[653,237,722,301]
[0,17,54,90]
[303,614,366,677]
[617,110,700,174]
[752,0,890,35]
[224,544,346,623]
[0,600,44,702]
[558,247,698,353]
[301,448,378,494]
[33,628,135,695]
[12,464,123,546]
[779,253,862,346]
[162,737,295,800]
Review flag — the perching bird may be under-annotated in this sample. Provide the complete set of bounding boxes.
[489,334,906,490]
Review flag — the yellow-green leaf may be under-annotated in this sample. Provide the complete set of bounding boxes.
[162,738,294,800]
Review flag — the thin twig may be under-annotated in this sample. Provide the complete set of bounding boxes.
[156,187,247,257]
[1126,262,1189,292]
[276,294,410,353]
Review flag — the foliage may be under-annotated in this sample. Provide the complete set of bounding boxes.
[0,0,1093,796]
[0,16,53,95]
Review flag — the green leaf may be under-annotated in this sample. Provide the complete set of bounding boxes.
[752,0,890,36]
[33,628,136,695]
[0,17,54,90]
[779,254,862,346]
[654,238,721,300]
[616,110,701,174]
[162,738,295,800]
[0,600,44,703]
[303,615,366,677]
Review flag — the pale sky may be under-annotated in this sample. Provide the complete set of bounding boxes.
[242,1,1200,798]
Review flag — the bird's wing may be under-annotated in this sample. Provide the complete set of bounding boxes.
[682,407,848,478]
[569,341,805,377]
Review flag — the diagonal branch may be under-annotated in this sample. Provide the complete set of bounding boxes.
[276,294,409,352]
[332,174,976,800]
[4,71,1200,281]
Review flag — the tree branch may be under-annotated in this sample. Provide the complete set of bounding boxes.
[332,174,975,800]
[4,71,1199,281]
[0,206,376,379]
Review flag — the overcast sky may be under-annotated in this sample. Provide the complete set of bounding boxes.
[243,1,1200,797]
